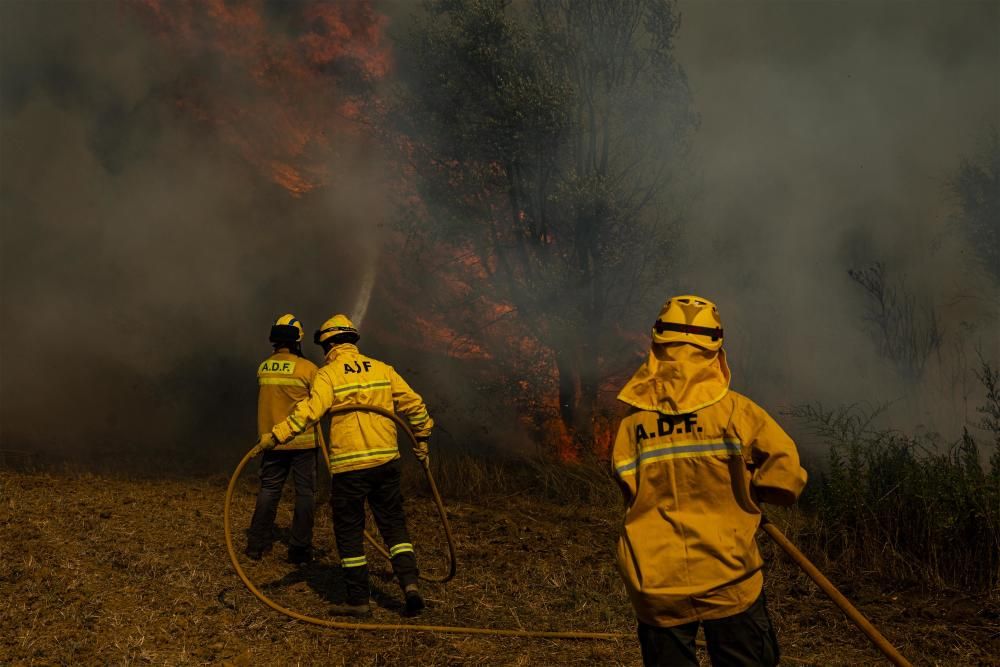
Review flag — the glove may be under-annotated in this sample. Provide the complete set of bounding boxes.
[272,421,295,445]
[258,433,278,452]
[412,439,429,462]
[249,434,277,458]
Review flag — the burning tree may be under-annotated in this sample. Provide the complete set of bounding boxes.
[392,0,696,459]
[126,0,695,461]
[131,0,390,196]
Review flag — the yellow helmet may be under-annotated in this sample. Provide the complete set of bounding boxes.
[314,313,359,346]
[269,313,304,344]
[651,295,723,351]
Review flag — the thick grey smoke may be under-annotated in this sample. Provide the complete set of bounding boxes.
[671,0,1000,444]
[1,1,997,472]
[0,1,389,471]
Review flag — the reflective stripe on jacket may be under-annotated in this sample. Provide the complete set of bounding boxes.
[612,390,807,628]
[272,343,433,474]
[257,351,319,451]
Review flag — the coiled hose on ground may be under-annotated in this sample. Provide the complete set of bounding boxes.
[223,404,624,639]
[223,405,911,663]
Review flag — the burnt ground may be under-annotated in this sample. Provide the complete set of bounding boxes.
[1,468,997,666]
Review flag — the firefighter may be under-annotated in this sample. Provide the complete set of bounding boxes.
[246,314,321,564]
[259,314,433,616]
[612,296,807,667]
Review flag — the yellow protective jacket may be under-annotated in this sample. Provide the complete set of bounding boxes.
[272,343,433,473]
[257,351,320,451]
[613,344,807,627]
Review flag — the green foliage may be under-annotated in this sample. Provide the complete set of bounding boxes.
[791,361,1000,592]
[393,0,696,450]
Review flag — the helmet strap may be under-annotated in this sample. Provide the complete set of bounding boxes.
[654,320,724,341]
[313,327,359,345]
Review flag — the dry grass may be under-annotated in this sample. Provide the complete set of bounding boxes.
[2,465,997,666]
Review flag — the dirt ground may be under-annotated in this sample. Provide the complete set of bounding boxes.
[2,468,997,666]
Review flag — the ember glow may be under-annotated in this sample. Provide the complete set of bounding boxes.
[132,0,390,196]
[3,0,995,476]
[128,0,628,462]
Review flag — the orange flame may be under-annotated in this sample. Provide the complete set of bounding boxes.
[132,0,390,196]
[132,0,626,462]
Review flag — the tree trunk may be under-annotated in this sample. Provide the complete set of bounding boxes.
[556,347,579,452]
[576,369,598,446]
[574,339,598,447]
[555,342,598,459]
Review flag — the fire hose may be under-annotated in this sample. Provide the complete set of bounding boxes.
[223,404,622,639]
[223,406,912,663]
[760,517,912,667]
[315,408,456,584]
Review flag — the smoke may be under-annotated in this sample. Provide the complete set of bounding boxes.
[669,0,1000,443]
[1,1,997,472]
[0,1,391,472]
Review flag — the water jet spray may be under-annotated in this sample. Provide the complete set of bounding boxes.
[351,251,378,328]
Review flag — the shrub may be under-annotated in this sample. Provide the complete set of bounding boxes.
[791,361,1000,593]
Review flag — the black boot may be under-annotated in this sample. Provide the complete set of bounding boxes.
[287,545,313,565]
[403,583,425,614]
[338,563,371,616]
[245,543,270,561]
